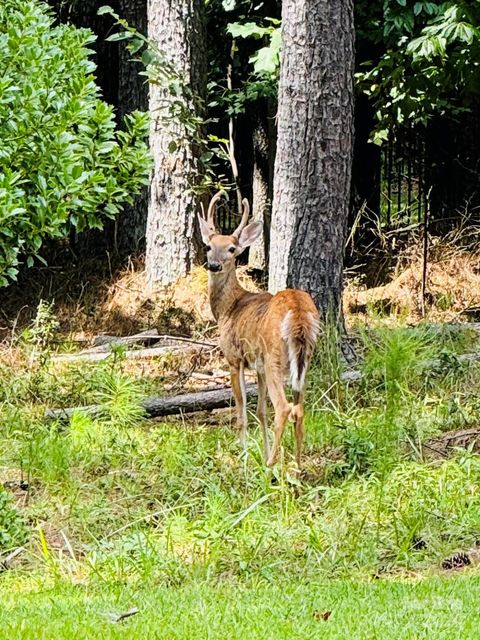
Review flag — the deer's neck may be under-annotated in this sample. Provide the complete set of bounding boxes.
[209,268,247,321]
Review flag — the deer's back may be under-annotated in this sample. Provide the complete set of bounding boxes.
[219,289,318,368]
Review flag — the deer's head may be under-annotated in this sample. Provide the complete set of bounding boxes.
[198,191,262,274]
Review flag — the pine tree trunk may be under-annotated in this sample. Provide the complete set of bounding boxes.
[145,0,206,288]
[116,0,149,254]
[268,0,354,316]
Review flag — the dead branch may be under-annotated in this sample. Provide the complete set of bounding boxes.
[0,547,26,572]
[93,329,160,348]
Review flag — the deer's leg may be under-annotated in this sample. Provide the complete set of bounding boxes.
[292,391,305,469]
[265,362,292,467]
[230,362,247,449]
[256,370,270,462]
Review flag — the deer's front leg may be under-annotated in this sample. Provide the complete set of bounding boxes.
[230,362,247,449]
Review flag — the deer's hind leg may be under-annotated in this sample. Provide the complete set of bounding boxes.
[256,369,270,462]
[292,391,305,469]
[264,360,292,467]
[230,362,248,449]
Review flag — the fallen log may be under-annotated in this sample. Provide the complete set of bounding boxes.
[45,383,259,421]
[52,343,208,364]
[45,350,479,421]
[92,331,217,351]
[0,547,26,572]
[93,329,160,349]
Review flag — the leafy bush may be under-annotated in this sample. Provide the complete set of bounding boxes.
[0,0,151,285]
[356,1,480,143]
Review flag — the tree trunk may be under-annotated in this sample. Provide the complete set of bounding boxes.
[248,99,273,272]
[116,0,149,255]
[268,0,355,316]
[145,0,206,289]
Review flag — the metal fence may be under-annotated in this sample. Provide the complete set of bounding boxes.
[380,127,429,227]
[215,126,434,235]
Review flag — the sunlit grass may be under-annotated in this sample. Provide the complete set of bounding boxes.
[1,573,480,639]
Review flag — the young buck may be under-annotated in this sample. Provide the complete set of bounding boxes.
[198,191,320,468]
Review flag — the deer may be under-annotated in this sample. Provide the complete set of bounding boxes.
[198,191,321,469]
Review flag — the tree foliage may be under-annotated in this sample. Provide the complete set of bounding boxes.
[356,0,480,143]
[0,0,151,285]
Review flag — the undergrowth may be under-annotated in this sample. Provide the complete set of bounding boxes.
[1,305,480,590]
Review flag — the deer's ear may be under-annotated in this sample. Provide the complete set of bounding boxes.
[237,221,262,252]
[197,213,213,244]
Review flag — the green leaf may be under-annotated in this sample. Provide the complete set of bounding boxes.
[97,5,114,16]
[227,22,271,40]
[106,31,132,43]
[251,40,280,75]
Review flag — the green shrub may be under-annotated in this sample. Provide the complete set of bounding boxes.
[0,0,151,285]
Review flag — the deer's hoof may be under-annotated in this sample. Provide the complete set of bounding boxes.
[266,454,277,467]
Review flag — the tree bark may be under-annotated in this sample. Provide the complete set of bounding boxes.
[145,0,206,289]
[268,0,355,316]
[248,100,272,272]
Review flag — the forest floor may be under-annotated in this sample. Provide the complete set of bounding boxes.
[1,236,480,638]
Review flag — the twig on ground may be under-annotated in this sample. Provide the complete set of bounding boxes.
[0,547,26,572]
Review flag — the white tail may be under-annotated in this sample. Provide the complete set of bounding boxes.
[281,311,321,391]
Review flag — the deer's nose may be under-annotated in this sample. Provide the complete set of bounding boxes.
[207,261,222,272]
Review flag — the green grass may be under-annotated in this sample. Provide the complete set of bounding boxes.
[1,574,480,639]
[1,312,480,636]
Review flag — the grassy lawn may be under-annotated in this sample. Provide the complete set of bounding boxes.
[1,574,480,639]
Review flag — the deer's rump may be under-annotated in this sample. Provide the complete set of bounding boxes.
[220,289,320,389]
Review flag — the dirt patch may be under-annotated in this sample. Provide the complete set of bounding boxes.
[0,255,259,344]
[345,242,480,323]
[423,427,480,460]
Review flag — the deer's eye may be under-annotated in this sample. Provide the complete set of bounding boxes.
[228,246,236,254]
[206,245,211,252]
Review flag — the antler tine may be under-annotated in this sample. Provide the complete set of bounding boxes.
[232,198,250,238]
[206,191,224,229]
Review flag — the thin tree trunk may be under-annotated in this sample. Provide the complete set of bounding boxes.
[248,100,272,272]
[268,0,354,317]
[145,0,206,289]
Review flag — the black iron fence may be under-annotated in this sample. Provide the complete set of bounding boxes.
[380,127,429,227]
